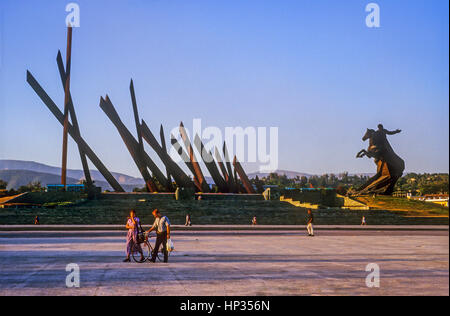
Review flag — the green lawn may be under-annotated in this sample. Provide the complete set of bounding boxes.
[355,195,449,217]
[0,193,448,225]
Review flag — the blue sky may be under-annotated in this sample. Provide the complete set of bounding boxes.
[0,0,448,178]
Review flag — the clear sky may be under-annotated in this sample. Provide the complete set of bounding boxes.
[0,0,448,178]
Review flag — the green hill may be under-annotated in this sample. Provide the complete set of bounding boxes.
[355,195,449,217]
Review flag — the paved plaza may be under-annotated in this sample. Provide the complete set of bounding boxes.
[0,226,448,296]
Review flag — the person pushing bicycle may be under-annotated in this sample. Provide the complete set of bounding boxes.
[146,209,171,263]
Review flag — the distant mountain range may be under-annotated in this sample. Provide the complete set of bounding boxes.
[0,159,374,191]
[0,160,144,191]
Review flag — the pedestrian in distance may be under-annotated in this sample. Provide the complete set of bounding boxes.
[185,213,192,226]
[306,209,314,237]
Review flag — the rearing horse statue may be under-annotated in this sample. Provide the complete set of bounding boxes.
[356,125,405,195]
[356,129,383,160]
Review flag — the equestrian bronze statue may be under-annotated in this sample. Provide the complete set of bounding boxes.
[356,124,405,195]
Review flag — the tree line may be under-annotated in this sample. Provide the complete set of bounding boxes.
[249,172,449,195]
[394,173,449,195]
[1,172,448,196]
[0,180,45,195]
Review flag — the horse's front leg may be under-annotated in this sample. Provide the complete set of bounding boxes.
[356,149,366,158]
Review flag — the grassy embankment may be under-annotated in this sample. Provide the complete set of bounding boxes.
[0,192,448,225]
[354,195,449,218]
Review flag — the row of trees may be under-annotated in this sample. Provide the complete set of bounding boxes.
[394,173,449,195]
[0,180,45,195]
[250,172,371,195]
[249,172,449,195]
[0,180,8,190]
[2,173,448,196]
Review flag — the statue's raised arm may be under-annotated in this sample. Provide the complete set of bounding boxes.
[377,124,401,136]
[385,128,401,135]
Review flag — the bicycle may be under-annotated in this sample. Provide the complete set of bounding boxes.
[131,232,169,263]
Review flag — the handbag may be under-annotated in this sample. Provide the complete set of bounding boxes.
[166,239,174,252]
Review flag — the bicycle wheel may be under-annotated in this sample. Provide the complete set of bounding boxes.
[132,242,151,263]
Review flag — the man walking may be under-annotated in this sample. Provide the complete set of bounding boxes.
[361,216,367,226]
[146,209,171,263]
[185,213,192,226]
[306,209,314,237]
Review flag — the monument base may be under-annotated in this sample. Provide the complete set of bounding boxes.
[358,159,403,195]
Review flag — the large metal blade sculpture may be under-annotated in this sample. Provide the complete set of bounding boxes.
[233,156,256,194]
[171,134,202,191]
[223,142,237,192]
[193,135,228,192]
[140,120,195,189]
[129,80,157,192]
[27,26,258,195]
[179,122,210,192]
[26,71,125,192]
[130,80,145,154]
[99,96,169,191]
[61,26,73,187]
[56,51,93,187]
[214,147,229,182]
[159,125,173,191]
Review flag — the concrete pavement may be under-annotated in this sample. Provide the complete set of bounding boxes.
[0,224,448,231]
[0,228,448,296]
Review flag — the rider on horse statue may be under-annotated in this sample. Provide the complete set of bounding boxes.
[356,124,405,195]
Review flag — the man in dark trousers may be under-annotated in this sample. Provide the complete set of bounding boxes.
[306,209,314,237]
[146,209,171,263]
